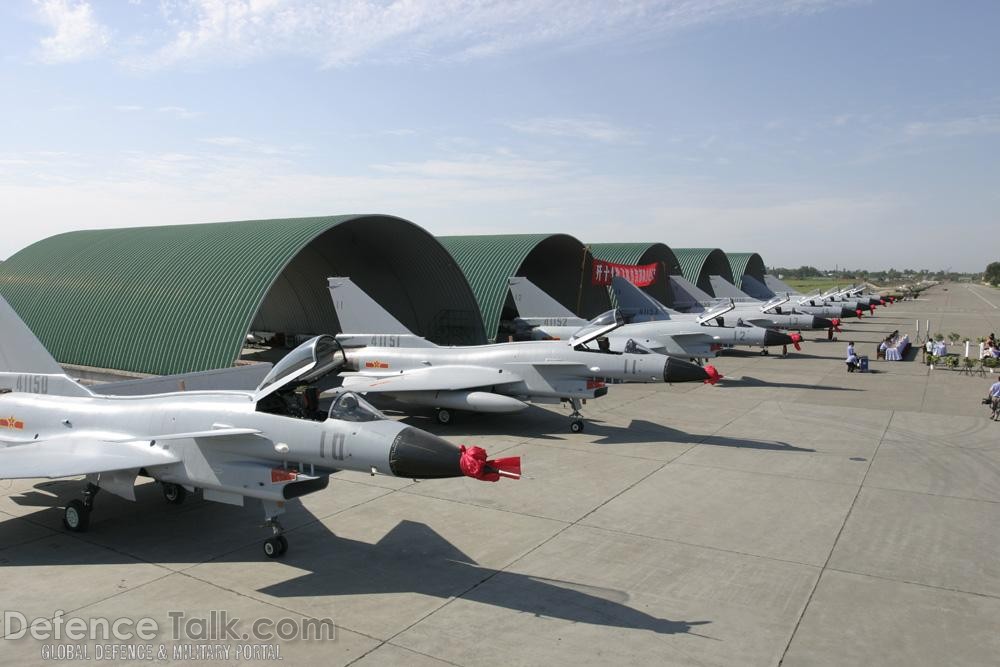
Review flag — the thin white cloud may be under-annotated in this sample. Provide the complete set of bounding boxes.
[121,0,857,70]
[506,117,635,144]
[114,104,144,112]
[157,105,201,119]
[905,114,1000,138]
[34,0,111,64]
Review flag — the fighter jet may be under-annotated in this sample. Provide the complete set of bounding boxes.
[508,276,798,357]
[328,277,712,433]
[0,296,519,559]
[738,275,860,321]
[664,274,838,333]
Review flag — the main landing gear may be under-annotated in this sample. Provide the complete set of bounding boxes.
[262,501,289,559]
[63,482,100,532]
[568,398,585,433]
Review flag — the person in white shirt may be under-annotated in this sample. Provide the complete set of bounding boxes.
[989,380,1000,420]
[846,342,859,372]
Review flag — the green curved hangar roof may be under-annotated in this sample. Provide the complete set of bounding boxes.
[726,252,766,288]
[0,215,484,375]
[438,234,611,341]
[588,242,681,307]
[674,248,735,295]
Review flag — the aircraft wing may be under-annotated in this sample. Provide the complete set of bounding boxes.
[0,438,180,479]
[341,366,523,393]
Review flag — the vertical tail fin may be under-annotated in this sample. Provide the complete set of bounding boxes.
[708,275,756,301]
[611,276,674,322]
[507,277,585,323]
[0,295,92,397]
[739,275,775,300]
[327,277,437,348]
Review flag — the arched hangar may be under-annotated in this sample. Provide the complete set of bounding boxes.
[588,242,682,307]
[726,252,767,291]
[0,215,485,376]
[673,248,735,296]
[438,234,611,341]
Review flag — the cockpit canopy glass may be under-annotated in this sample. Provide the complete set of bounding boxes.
[570,308,625,347]
[255,335,345,400]
[623,339,652,354]
[328,391,385,422]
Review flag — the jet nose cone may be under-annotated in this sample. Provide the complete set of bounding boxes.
[389,427,521,482]
[763,329,794,347]
[663,356,710,383]
[389,427,462,479]
[814,316,833,329]
[841,306,857,319]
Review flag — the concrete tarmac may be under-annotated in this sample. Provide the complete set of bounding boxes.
[2,282,999,666]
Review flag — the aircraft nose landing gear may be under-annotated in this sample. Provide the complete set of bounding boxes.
[63,482,99,533]
[262,501,288,558]
[567,398,586,433]
[162,482,186,504]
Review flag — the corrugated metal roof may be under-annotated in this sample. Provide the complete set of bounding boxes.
[438,234,556,340]
[726,252,766,287]
[673,248,735,294]
[0,214,476,375]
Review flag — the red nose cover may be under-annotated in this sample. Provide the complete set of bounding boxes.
[869,304,876,314]
[856,309,863,318]
[703,365,723,385]
[831,318,842,332]
[460,445,521,482]
[880,299,886,306]
[790,332,803,351]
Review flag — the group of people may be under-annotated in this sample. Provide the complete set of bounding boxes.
[982,333,1000,359]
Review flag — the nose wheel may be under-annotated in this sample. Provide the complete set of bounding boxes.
[262,501,289,558]
[567,398,586,433]
[63,483,99,533]
[162,482,187,504]
[435,408,452,425]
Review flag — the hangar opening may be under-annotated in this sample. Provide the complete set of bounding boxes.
[438,234,611,341]
[0,215,485,377]
[673,248,735,296]
[726,252,767,292]
[588,242,682,307]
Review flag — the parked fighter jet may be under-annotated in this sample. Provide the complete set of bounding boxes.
[740,275,859,321]
[704,276,837,330]
[0,296,519,558]
[328,277,712,433]
[508,276,797,357]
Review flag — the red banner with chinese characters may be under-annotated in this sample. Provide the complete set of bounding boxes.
[591,259,658,287]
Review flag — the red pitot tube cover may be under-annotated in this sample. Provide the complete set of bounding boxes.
[789,332,803,351]
[460,445,521,482]
[869,304,876,314]
[703,364,723,385]
[856,308,863,318]
[831,318,842,332]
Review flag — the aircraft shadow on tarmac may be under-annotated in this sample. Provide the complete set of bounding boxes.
[581,419,815,450]
[1,483,711,637]
[717,376,865,391]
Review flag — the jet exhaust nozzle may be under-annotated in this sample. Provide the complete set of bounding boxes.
[663,356,710,383]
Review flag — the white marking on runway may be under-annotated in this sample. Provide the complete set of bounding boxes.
[967,285,999,309]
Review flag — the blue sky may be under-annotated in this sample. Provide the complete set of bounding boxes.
[1,0,997,271]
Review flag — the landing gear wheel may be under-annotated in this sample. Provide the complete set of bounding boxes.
[760,349,769,356]
[435,409,452,425]
[570,419,584,433]
[63,499,90,532]
[263,537,286,559]
[162,483,186,505]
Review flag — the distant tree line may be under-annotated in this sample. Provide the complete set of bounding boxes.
[771,266,982,284]
[986,262,1000,286]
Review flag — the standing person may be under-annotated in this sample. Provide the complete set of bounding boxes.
[846,341,859,372]
[989,378,1000,421]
